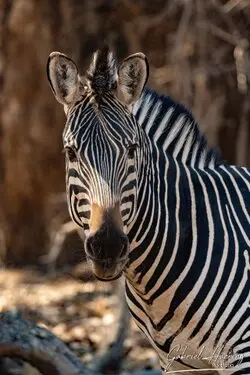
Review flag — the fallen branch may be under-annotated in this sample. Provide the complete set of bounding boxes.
[0,311,90,375]
[0,311,162,375]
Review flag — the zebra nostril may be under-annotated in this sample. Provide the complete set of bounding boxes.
[85,233,129,263]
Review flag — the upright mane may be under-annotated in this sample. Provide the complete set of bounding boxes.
[133,88,223,168]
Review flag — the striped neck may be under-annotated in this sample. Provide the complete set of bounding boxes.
[133,88,223,169]
[126,88,223,289]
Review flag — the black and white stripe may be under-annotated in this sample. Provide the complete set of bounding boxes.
[65,87,250,374]
[64,92,141,234]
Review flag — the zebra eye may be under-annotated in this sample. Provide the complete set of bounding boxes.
[65,147,77,162]
[127,144,138,158]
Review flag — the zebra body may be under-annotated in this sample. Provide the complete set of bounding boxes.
[126,91,250,373]
[47,48,250,374]
[124,89,250,373]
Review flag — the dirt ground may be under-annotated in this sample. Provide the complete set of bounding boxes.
[0,265,159,373]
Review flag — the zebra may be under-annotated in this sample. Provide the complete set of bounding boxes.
[47,46,250,374]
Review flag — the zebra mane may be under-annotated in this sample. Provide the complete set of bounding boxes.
[86,46,117,95]
[133,88,223,168]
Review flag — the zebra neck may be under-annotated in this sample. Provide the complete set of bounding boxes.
[133,88,222,169]
[126,143,193,296]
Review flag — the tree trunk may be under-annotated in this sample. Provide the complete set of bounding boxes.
[0,0,66,264]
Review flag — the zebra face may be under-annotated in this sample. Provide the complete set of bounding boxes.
[47,47,148,281]
[63,97,140,280]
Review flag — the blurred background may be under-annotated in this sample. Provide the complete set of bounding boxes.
[0,0,250,265]
[0,0,249,373]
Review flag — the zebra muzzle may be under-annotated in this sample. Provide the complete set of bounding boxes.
[84,203,129,280]
[85,230,129,281]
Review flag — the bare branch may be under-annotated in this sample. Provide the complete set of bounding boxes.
[236,97,249,165]
[137,2,174,35]
[211,0,240,34]
[172,0,193,59]
[234,43,249,94]
[223,0,250,13]
[122,0,176,38]
[201,22,241,46]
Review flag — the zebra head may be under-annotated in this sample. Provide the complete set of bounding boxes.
[47,47,149,280]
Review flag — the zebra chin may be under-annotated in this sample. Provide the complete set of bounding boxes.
[87,257,127,281]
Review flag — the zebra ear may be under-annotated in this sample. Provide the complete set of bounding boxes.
[47,52,82,106]
[116,53,149,107]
